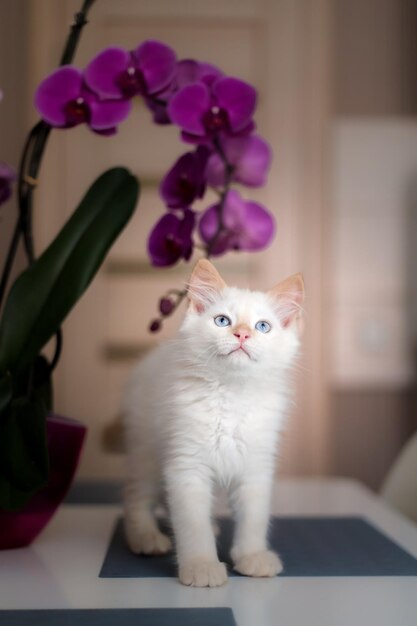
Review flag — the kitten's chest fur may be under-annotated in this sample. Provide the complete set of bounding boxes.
[174,374,284,484]
[207,383,250,453]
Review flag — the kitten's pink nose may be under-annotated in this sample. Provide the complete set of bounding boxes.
[233,325,251,343]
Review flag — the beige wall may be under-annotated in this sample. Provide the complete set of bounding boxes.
[330,0,417,489]
[335,0,417,116]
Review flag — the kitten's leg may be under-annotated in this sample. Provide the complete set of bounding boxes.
[124,453,172,555]
[166,470,228,587]
[230,476,283,577]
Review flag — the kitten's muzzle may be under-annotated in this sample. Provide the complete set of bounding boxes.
[233,324,252,343]
[228,344,251,358]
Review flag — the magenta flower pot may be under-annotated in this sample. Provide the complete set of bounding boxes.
[0,414,87,550]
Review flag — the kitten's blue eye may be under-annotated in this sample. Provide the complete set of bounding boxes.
[255,320,271,333]
[214,315,231,327]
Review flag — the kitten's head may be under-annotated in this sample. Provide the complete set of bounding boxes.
[180,259,304,376]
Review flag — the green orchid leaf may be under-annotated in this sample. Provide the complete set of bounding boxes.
[0,389,48,511]
[0,168,139,374]
[0,371,12,415]
[32,356,53,412]
[10,356,53,411]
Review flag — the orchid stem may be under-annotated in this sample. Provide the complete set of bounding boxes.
[59,0,96,65]
[152,135,234,330]
[206,136,234,258]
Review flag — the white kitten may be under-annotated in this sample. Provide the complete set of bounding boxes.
[123,259,304,587]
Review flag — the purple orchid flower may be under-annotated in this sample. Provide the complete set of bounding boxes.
[171,60,223,88]
[146,59,223,125]
[199,189,275,256]
[0,162,16,206]
[168,76,256,143]
[35,66,131,133]
[148,208,195,267]
[84,41,176,100]
[206,135,272,188]
[160,146,210,209]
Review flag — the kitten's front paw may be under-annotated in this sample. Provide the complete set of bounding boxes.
[233,550,283,577]
[126,528,172,556]
[179,558,228,587]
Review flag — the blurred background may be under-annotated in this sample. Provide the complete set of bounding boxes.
[1,0,416,493]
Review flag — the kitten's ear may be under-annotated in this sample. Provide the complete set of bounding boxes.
[268,273,305,330]
[187,259,227,313]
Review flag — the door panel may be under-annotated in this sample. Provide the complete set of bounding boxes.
[31,0,331,478]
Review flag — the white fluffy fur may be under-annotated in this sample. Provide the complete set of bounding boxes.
[123,273,302,587]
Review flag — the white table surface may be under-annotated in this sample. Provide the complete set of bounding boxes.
[1,478,417,626]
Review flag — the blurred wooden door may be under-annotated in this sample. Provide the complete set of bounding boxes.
[30,0,332,479]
